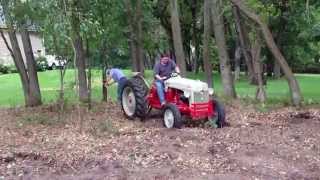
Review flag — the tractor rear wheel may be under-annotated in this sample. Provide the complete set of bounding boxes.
[121,77,149,119]
[163,103,183,128]
[212,99,226,128]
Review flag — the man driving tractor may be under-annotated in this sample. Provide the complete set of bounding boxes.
[154,53,180,106]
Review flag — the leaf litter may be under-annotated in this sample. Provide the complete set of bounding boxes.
[0,102,319,179]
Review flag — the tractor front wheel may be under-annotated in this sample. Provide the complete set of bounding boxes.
[163,103,183,128]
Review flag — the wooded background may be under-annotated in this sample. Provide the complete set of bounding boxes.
[0,0,319,107]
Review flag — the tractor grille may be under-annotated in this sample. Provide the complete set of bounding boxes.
[193,91,209,103]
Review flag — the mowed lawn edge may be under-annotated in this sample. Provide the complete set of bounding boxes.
[0,70,319,107]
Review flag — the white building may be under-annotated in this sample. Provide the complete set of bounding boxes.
[0,30,45,65]
[0,10,45,65]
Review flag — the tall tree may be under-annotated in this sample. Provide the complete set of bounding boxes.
[251,35,266,102]
[203,0,213,88]
[231,0,302,106]
[70,0,89,102]
[211,0,237,98]
[232,5,255,82]
[136,0,144,73]
[189,0,200,73]
[1,0,42,106]
[20,28,42,106]
[234,39,241,81]
[271,0,289,79]
[169,0,187,76]
[125,0,144,74]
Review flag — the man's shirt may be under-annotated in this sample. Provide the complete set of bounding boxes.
[108,68,125,83]
[154,60,176,78]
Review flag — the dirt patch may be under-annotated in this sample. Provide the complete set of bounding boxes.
[0,102,320,179]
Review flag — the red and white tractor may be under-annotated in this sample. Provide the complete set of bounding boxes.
[120,73,226,128]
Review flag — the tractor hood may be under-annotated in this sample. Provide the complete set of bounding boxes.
[164,76,209,93]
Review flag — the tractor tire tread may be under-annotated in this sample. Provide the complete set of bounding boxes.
[128,77,149,118]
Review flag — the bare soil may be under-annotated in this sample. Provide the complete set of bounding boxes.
[0,102,319,180]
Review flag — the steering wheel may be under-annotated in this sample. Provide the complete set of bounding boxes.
[170,72,180,78]
[163,72,180,81]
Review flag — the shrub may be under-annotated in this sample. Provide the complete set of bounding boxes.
[36,56,48,71]
[7,65,18,73]
[305,62,320,74]
[0,64,10,74]
[292,61,320,74]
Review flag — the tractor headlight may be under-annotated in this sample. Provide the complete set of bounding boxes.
[208,88,214,95]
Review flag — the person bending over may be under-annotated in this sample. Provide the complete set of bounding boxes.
[105,68,128,101]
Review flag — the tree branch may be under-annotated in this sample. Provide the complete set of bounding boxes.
[0,29,15,59]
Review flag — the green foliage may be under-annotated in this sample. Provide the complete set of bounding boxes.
[2,0,319,72]
[0,64,10,74]
[222,0,320,74]
[1,0,319,108]
[259,0,320,72]
[0,64,18,74]
[35,56,48,71]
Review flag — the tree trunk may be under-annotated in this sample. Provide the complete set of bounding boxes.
[70,1,89,103]
[251,36,266,102]
[125,0,139,72]
[97,6,108,102]
[195,44,201,74]
[129,39,138,72]
[7,30,31,105]
[102,66,108,102]
[52,33,66,111]
[100,41,108,102]
[273,0,288,79]
[86,38,92,109]
[203,0,213,88]
[211,0,237,98]
[232,6,255,82]
[273,61,281,78]
[234,41,241,81]
[169,0,187,76]
[72,35,89,102]
[191,0,198,73]
[145,52,152,69]
[135,0,144,74]
[21,28,42,106]
[231,0,302,106]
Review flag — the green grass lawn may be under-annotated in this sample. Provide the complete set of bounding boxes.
[0,69,319,107]
[189,72,320,104]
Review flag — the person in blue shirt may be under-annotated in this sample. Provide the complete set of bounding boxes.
[104,68,128,101]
